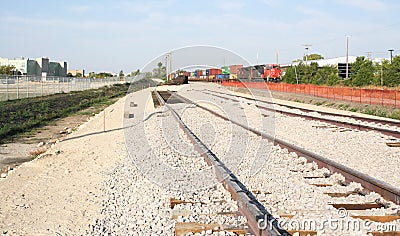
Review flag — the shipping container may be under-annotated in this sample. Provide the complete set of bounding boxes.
[221,66,230,75]
[209,68,222,75]
[216,74,226,80]
[229,74,237,80]
[229,65,243,75]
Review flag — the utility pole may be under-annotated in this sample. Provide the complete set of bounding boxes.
[276,49,279,64]
[169,52,172,80]
[388,49,394,63]
[165,53,169,82]
[303,44,312,65]
[256,52,259,64]
[165,52,172,82]
[366,52,372,60]
[345,35,350,79]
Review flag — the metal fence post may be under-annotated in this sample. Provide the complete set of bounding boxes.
[16,76,19,99]
[370,85,372,105]
[26,77,29,98]
[350,88,353,102]
[6,76,9,100]
[342,86,344,101]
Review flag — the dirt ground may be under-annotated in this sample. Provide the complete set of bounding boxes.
[0,107,99,175]
[0,93,129,234]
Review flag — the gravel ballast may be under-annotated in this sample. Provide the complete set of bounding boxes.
[175,83,400,235]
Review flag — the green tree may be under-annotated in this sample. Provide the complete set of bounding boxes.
[281,66,298,84]
[88,72,96,78]
[0,65,16,75]
[282,63,341,85]
[313,66,340,85]
[130,69,140,77]
[303,54,324,61]
[349,56,375,86]
[119,70,124,77]
[383,56,400,87]
[95,72,114,78]
[152,62,166,79]
[143,72,152,78]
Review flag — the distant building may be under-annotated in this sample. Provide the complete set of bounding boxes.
[49,61,67,76]
[67,69,85,77]
[282,56,390,78]
[35,57,49,75]
[0,57,67,76]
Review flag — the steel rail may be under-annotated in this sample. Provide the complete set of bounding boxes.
[203,89,400,139]
[154,89,288,236]
[173,91,400,206]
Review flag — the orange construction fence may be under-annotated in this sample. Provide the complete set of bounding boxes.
[221,81,400,108]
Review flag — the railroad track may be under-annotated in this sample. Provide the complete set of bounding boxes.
[172,89,400,205]
[201,89,400,140]
[154,89,288,236]
[154,88,400,235]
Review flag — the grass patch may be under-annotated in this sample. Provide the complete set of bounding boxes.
[364,108,388,117]
[338,104,350,110]
[314,101,326,106]
[293,99,303,103]
[388,111,400,120]
[0,78,158,143]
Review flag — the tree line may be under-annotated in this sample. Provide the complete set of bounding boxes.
[282,55,400,87]
[0,65,16,75]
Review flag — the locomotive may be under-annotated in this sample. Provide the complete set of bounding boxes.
[237,64,281,82]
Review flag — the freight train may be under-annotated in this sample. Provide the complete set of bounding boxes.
[172,64,281,83]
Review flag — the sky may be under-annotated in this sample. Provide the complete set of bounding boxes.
[0,0,399,74]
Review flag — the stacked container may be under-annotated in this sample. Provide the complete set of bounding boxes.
[221,66,230,75]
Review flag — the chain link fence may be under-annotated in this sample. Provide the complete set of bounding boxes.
[0,75,132,101]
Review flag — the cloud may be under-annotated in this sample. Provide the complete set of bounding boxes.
[335,0,387,11]
[66,5,90,14]
[117,0,177,14]
[260,0,280,7]
[216,0,245,11]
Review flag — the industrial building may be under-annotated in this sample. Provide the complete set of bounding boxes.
[282,56,389,78]
[0,57,67,76]
[67,69,85,77]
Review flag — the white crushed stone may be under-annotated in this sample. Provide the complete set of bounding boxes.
[175,83,400,235]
